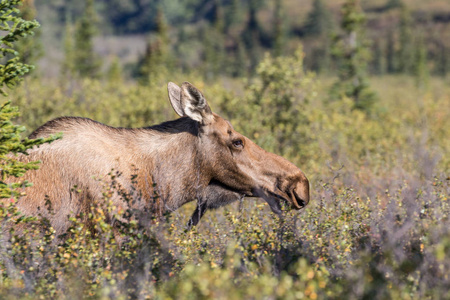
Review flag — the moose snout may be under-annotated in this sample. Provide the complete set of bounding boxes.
[288,174,310,210]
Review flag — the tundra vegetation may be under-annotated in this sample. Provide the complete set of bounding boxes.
[1,0,449,299]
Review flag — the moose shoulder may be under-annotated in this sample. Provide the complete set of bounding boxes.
[13,82,309,234]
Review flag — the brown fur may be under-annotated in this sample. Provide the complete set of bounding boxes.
[9,82,310,234]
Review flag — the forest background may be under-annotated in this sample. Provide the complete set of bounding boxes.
[0,0,449,298]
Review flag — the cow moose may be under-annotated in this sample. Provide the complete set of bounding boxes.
[11,82,310,235]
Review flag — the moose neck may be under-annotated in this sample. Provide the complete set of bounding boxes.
[132,117,210,211]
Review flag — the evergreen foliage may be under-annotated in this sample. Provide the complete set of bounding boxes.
[242,0,264,73]
[0,0,39,96]
[330,0,377,113]
[106,56,122,85]
[202,0,226,78]
[73,0,101,78]
[386,29,396,73]
[137,8,170,84]
[305,0,332,36]
[0,0,58,199]
[304,0,333,73]
[225,0,242,34]
[272,0,286,57]
[413,31,429,88]
[30,0,450,80]
[372,39,385,75]
[436,42,449,78]
[397,8,414,74]
[15,0,42,68]
[60,15,75,80]
[386,0,404,10]
[230,39,248,77]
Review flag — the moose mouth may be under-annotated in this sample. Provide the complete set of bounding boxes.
[253,188,307,215]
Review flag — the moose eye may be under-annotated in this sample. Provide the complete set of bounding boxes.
[232,139,244,149]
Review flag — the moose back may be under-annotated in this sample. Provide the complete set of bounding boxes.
[11,82,309,234]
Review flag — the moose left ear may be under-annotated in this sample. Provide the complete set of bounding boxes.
[180,82,213,125]
[167,82,185,117]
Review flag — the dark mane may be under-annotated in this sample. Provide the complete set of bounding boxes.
[145,116,199,136]
[29,116,199,139]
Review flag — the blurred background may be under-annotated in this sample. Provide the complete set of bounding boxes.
[26,0,450,80]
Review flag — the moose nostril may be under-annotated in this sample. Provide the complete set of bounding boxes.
[293,182,310,208]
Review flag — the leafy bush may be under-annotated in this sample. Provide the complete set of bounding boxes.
[1,43,449,298]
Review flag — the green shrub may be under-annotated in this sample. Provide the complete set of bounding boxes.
[1,42,449,298]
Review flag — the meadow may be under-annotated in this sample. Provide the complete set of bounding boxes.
[1,48,449,298]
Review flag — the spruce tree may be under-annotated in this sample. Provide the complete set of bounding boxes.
[413,31,429,88]
[15,0,43,68]
[61,15,75,80]
[330,0,377,113]
[372,39,385,75]
[0,0,58,199]
[243,0,264,73]
[73,0,101,78]
[155,7,169,60]
[305,0,333,73]
[231,39,248,77]
[225,0,242,33]
[106,56,122,85]
[386,29,396,73]
[436,43,449,78]
[397,8,414,74]
[205,0,226,76]
[137,7,170,84]
[305,0,331,36]
[386,0,404,10]
[272,0,286,57]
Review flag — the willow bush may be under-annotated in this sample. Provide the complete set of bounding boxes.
[1,45,449,298]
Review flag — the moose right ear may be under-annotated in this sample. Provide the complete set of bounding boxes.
[167,82,185,117]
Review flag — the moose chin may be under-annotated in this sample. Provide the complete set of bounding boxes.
[10,82,309,235]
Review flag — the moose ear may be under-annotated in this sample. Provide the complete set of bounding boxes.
[167,82,185,117]
[180,82,213,124]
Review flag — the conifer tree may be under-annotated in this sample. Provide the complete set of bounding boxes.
[0,0,58,199]
[305,0,333,73]
[305,0,332,36]
[137,6,173,84]
[372,39,385,75]
[137,7,170,84]
[243,0,263,73]
[225,0,242,33]
[15,0,42,68]
[61,15,75,80]
[155,7,169,60]
[138,38,161,84]
[436,43,449,78]
[73,0,101,78]
[386,29,396,73]
[204,0,226,76]
[330,0,377,113]
[231,39,248,77]
[106,56,122,85]
[413,32,429,88]
[386,0,404,10]
[272,0,286,57]
[397,8,414,74]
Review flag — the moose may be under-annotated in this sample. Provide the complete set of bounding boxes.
[11,82,309,235]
